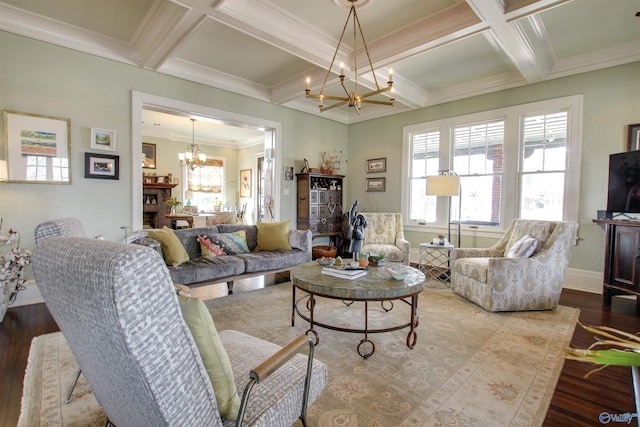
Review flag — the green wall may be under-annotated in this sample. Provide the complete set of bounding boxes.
[345,61,640,272]
[2,29,640,276]
[0,31,347,248]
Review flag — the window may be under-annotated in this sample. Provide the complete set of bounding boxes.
[402,95,582,235]
[185,158,224,211]
[25,155,69,182]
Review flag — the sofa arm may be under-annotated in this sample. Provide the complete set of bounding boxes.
[132,236,163,256]
[450,248,503,263]
[289,229,312,253]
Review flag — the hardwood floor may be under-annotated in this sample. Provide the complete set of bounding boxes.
[1,276,640,427]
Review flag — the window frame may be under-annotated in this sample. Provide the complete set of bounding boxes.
[401,95,582,238]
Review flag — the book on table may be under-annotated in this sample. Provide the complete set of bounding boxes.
[321,266,367,280]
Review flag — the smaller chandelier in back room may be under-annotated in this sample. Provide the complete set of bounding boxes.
[178,118,206,169]
[305,0,394,114]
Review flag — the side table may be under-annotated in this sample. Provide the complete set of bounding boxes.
[419,243,454,282]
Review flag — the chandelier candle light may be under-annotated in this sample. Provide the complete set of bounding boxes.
[305,0,395,114]
[178,118,206,170]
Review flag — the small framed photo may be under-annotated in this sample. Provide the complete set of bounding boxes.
[284,166,294,180]
[90,127,116,151]
[85,152,119,180]
[366,177,386,192]
[142,142,156,169]
[367,158,386,173]
[240,169,252,197]
[627,124,640,151]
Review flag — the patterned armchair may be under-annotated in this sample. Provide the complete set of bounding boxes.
[450,219,578,312]
[32,229,327,426]
[360,213,410,265]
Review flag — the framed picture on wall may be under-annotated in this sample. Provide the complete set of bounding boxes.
[627,124,640,151]
[240,169,251,197]
[85,152,119,180]
[90,127,116,151]
[366,177,386,192]
[367,158,386,173]
[142,142,156,169]
[3,110,72,184]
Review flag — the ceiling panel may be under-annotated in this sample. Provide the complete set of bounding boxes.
[540,0,640,59]
[174,19,315,87]
[2,0,154,42]
[393,33,515,91]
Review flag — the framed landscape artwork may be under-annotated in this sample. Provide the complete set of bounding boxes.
[3,110,72,184]
[366,177,386,192]
[367,158,386,173]
[85,152,119,180]
[90,127,116,151]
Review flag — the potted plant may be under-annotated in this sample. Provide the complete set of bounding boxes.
[368,252,385,267]
[166,197,181,215]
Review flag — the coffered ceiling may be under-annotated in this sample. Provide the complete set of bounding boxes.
[1,0,639,141]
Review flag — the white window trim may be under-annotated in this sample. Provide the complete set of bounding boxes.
[402,95,582,238]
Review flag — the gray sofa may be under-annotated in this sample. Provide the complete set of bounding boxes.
[139,224,312,293]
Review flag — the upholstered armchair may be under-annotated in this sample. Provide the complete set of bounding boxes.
[359,213,410,265]
[450,219,578,312]
[32,231,327,426]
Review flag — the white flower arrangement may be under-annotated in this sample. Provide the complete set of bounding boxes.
[0,218,32,305]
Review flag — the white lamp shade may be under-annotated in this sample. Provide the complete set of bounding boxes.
[426,175,460,196]
[185,191,194,200]
[0,160,7,182]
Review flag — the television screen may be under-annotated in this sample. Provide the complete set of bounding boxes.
[607,151,640,213]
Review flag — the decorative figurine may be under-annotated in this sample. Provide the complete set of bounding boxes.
[348,200,367,259]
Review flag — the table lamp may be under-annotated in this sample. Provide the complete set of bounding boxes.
[426,172,461,247]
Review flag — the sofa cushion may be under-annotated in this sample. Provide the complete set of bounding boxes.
[211,231,249,255]
[218,224,258,251]
[177,295,241,420]
[173,226,221,259]
[237,249,310,273]
[506,234,538,258]
[148,227,190,267]
[256,221,292,251]
[168,256,246,285]
[198,235,228,257]
[505,221,555,256]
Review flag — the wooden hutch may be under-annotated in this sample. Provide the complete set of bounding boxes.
[143,177,177,229]
[593,218,640,310]
[296,173,345,243]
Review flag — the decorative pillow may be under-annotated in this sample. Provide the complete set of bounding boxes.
[506,234,538,259]
[178,295,241,420]
[147,226,189,267]
[212,231,250,255]
[255,220,292,251]
[198,235,227,258]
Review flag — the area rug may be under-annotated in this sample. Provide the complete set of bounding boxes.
[19,283,579,426]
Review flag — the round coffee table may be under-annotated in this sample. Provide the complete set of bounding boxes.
[290,261,425,359]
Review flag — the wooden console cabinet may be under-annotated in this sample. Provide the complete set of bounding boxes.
[594,219,640,310]
[296,173,344,235]
[143,183,178,229]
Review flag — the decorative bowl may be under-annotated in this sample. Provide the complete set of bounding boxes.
[317,257,334,266]
[391,272,407,280]
[312,245,337,259]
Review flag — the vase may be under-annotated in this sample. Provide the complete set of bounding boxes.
[170,207,176,215]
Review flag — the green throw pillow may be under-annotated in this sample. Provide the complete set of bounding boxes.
[148,227,190,267]
[255,220,292,251]
[178,295,241,420]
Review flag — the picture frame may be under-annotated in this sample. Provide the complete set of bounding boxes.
[240,169,252,197]
[142,142,156,169]
[3,110,72,184]
[284,166,294,180]
[367,158,386,173]
[90,127,116,151]
[85,152,119,180]
[627,124,640,151]
[366,177,386,192]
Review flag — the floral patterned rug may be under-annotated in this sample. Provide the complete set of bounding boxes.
[19,282,579,426]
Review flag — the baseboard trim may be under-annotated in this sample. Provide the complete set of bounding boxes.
[11,280,44,307]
